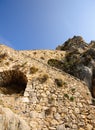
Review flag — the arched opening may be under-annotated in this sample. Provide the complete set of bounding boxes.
[0,70,27,95]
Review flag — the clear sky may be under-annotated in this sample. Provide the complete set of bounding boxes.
[0,0,95,50]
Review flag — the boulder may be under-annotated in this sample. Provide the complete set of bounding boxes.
[0,105,30,130]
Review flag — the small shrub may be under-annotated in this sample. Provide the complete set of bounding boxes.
[55,78,63,87]
[86,92,89,95]
[38,74,49,83]
[13,65,21,70]
[0,53,8,63]
[9,58,13,61]
[33,52,37,55]
[45,108,51,116]
[70,96,74,102]
[48,59,64,70]
[92,98,95,105]
[63,81,67,86]
[30,66,38,74]
[0,99,3,105]
[64,94,74,101]
[5,62,9,66]
[21,62,27,67]
[40,57,44,60]
[71,88,76,93]
[64,93,69,99]
[48,97,54,104]
[0,53,7,59]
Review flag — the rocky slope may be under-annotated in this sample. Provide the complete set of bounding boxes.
[0,37,95,130]
[56,36,95,97]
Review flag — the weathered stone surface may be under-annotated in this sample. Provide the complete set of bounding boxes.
[86,124,93,130]
[74,65,93,89]
[56,124,65,130]
[0,105,30,130]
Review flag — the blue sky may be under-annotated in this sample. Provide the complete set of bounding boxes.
[0,0,95,50]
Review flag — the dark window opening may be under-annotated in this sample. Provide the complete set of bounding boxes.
[0,70,27,95]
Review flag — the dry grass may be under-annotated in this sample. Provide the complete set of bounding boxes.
[38,74,49,83]
[30,66,38,74]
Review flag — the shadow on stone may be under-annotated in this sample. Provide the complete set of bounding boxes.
[92,75,95,98]
[0,70,27,95]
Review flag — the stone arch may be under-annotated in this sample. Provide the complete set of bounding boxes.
[0,70,27,95]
